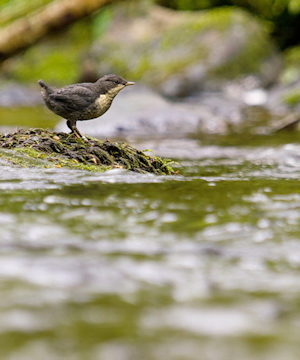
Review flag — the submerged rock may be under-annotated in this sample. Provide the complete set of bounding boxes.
[0,128,176,175]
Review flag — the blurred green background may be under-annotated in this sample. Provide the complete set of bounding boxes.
[0,0,299,86]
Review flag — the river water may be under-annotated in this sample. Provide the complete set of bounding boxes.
[1,133,300,359]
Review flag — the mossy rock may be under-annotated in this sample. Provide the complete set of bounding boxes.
[282,89,300,107]
[0,128,176,175]
[3,2,279,95]
[93,3,279,96]
[280,45,300,85]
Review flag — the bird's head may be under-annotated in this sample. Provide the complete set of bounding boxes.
[97,74,135,96]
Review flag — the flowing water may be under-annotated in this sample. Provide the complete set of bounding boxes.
[1,132,300,359]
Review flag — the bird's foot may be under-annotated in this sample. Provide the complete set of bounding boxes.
[68,131,89,143]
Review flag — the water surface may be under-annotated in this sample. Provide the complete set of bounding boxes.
[1,138,300,359]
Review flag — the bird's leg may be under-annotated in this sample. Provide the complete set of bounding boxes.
[66,119,83,138]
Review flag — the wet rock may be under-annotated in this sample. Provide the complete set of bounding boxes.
[93,4,281,97]
[0,128,175,175]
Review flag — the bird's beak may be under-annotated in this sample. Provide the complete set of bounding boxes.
[125,81,135,86]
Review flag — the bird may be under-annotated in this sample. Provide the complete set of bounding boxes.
[38,74,135,138]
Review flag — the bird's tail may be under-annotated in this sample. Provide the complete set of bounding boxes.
[38,79,53,93]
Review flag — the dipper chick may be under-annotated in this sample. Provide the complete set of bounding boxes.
[38,74,135,138]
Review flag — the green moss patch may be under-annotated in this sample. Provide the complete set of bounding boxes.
[0,128,176,175]
[282,90,300,107]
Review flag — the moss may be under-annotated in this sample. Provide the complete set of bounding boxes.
[0,148,50,168]
[184,6,233,32]
[210,10,273,78]
[282,90,300,107]
[280,45,300,85]
[93,5,274,87]
[0,128,176,175]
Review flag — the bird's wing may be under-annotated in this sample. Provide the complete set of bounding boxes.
[49,85,97,112]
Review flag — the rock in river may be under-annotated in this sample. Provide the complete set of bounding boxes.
[92,3,281,97]
[0,128,175,175]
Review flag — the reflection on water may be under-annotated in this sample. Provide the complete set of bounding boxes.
[1,142,300,359]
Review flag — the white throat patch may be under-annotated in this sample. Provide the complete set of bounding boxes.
[96,84,125,114]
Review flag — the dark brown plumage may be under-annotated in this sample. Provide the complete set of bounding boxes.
[38,74,135,138]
